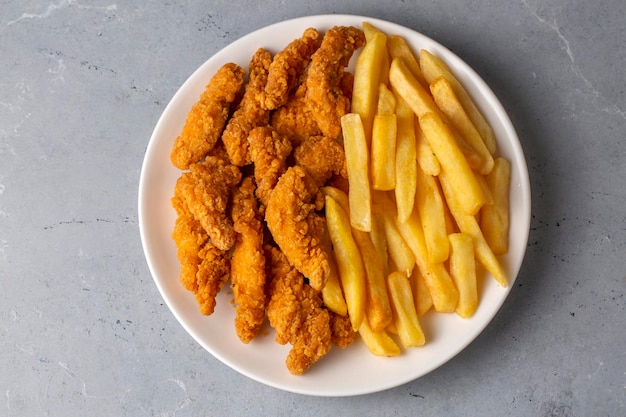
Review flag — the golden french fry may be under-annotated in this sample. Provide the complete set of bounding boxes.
[394,94,418,224]
[380,196,415,276]
[322,186,350,213]
[320,229,348,316]
[415,123,440,176]
[351,31,387,144]
[325,195,366,330]
[389,57,441,119]
[387,34,428,89]
[438,171,507,287]
[353,229,393,331]
[388,271,425,347]
[415,163,449,263]
[420,49,496,154]
[430,76,494,175]
[358,319,401,357]
[362,22,391,87]
[371,113,397,190]
[410,267,433,317]
[377,83,396,115]
[370,195,390,279]
[481,157,511,255]
[396,209,459,313]
[341,113,372,231]
[418,112,488,215]
[448,233,478,318]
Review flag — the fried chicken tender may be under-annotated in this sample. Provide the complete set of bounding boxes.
[294,135,347,185]
[265,166,330,290]
[222,48,273,166]
[265,245,331,375]
[175,156,242,251]
[171,194,230,316]
[248,126,293,209]
[305,26,365,139]
[170,63,245,170]
[263,28,321,110]
[329,311,356,348]
[270,80,322,147]
[231,177,267,343]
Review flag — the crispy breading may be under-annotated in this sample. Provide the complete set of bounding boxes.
[265,166,329,290]
[329,311,356,348]
[170,63,245,169]
[175,157,242,251]
[248,126,293,209]
[305,26,365,139]
[265,245,331,375]
[270,79,322,147]
[171,194,230,316]
[263,27,321,110]
[231,177,267,343]
[294,135,347,185]
[222,48,273,166]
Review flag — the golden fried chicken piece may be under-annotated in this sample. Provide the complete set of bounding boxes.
[170,63,245,169]
[175,156,242,251]
[329,311,356,348]
[265,166,329,290]
[305,26,365,139]
[265,245,331,375]
[294,135,347,185]
[231,177,267,343]
[263,28,321,110]
[222,48,273,166]
[248,126,293,209]
[270,80,322,147]
[171,194,230,316]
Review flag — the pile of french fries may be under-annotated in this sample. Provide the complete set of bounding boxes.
[323,22,512,356]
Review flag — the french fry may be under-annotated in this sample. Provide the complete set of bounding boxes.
[415,123,440,176]
[362,22,390,87]
[394,94,418,223]
[389,57,442,119]
[410,267,433,317]
[322,186,350,213]
[481,157,511,255]
[351,31,387,144]
[395,209,459,313]
[358,319,401,357]
[377,83,396,115]
[353,229,393,331]
[418,112,488,215]
[325,195,366,330]
[430,76,494,175]
[380,196,415,276]
[415,163,449,263]
[420,49,496,154]
[387,34,428,89]
[438,171,507,287]
[448,233,479,318]
[320,229,348,316]
[388,271,426,347]
[371,113,397,191]
[370,195,390,279]
[341,113,372,231]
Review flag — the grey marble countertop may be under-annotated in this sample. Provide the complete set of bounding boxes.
[1,1,624,416]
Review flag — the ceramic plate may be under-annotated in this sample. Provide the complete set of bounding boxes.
[138,14,531,396]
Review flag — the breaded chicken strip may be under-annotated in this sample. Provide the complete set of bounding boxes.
[294,135,347,185]
[170,63,245,169]
[270,80,322,147]
[265,166,329,290]
[248,126,293,209]
[265,245,331,375]
[222,48,273,166]
[175,156,242,251]
[231,177,267,343]
[305,26,365,139]
[263,27,321,110]
[329,311,356,349]
[171,193,230,316]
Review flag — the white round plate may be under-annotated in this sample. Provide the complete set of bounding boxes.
[138,14,531,397]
